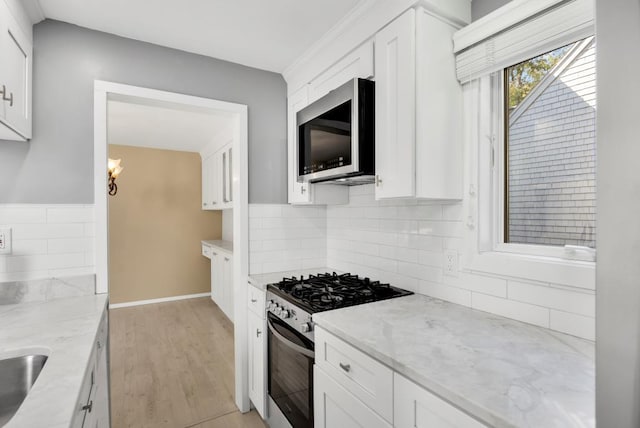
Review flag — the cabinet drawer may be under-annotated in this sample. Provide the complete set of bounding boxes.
[201,244,212,259]
[314,365,391,428]
[315,327,393,422]
[394,373,487,428]
[247,284,265,318]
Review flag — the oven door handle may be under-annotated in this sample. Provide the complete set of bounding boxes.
[267,318,315,358]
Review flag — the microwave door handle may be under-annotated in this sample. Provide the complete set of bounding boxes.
[267,318,314,358]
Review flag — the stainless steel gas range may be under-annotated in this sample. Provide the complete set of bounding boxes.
[265,272,412,428]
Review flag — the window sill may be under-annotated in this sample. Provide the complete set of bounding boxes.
[462,249,595,291]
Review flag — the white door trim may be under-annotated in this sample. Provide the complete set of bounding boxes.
[93,80,251,412]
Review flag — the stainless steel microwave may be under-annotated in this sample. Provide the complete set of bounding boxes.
[296,78,375,184]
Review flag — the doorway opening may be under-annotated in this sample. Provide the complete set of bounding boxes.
[93,81,251,419]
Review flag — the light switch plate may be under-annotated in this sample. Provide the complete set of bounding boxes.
[0,228,12,255]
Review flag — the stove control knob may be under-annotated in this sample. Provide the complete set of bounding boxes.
[300,322,312,333]
[280,310,290,319]
[267,300,275,309]
[274,306,282,316]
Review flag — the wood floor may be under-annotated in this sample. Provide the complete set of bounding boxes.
[109,298,266,428]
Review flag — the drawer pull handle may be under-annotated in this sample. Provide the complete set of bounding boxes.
[251,298,257,303]
[339,363,351,372]
[82,400,93,412]
[256,329,262,337]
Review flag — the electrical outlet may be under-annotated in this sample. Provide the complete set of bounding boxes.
[0,228,12,255]
[444,250,458,277]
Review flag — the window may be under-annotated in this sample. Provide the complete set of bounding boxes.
[453,0,596,288]
[499,37,597,258]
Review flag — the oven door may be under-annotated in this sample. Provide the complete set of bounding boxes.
[267,312,315,428]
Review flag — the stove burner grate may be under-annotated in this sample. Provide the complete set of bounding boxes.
[273,272,411,312]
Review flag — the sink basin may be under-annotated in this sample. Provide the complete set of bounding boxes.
[0,354,48,427]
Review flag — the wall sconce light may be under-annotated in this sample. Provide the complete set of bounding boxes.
[108,158,124,196]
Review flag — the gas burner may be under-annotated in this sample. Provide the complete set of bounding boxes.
[268,272,413,314]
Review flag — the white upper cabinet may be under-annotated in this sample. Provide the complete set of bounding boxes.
[219,142,233,209]
[0,0,32,141]
[287,42,377,206]
[201,141,233,210]
[308,41,374,104]
[374,7,463,201]
[287,85,312,204]
[374,9,417,199]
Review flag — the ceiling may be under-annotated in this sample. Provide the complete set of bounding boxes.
[107,98,233,153]
[26,0,362,72]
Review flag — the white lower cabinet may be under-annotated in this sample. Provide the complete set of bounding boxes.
[314,327,486,428]
[314,365,392,428]
[211,251,234,322]
[247,309,266,417]
[394,374,487,428]
[71,306,109,428]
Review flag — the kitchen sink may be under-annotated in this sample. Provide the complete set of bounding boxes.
[0,354,48,427]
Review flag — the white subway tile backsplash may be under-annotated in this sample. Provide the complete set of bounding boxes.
[250,187,595,341]
[47,206,94,223]
[443,273,508,298]
[249,203,327,275]
[418,250,443,268]
[12,223,85,240]
[12,240,48,256]
[6,255,49,273]
[47,253,86,269]
[508,280,595,317]
[418,280,472,307]
[0,205,96,283]
[47,238,94,254]
[0,206,47,224]
[550,310,595,341]
[472,293,550,328]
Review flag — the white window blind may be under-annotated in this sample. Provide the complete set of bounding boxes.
[453,0,594,83]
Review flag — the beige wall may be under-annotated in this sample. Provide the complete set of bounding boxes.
[108,145,221,304]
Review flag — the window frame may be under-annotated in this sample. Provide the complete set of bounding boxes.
[461,71,595,291]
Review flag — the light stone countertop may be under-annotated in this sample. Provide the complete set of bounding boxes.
[202,239,233,255]
[0,294,109,428]
[248,267,343,290]
[313,294,595,428]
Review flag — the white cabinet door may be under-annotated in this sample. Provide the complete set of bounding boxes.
[308,41,374,104]
[201,153,220,210]
[314,366,392,428]
[415,9,463,200]
[210,250,222,304]
[201,155,210,209]
[221,254,233,322]
[374,8,417,200]
[93,336,110,427]
[287,85,312,204]
[247,310,266,418]
[0,2,31,140]
[394,373,487,428]
[209,153,220,208]
[219,143,233,209]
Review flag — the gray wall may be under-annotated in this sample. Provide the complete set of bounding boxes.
[596,0,640,426]
[472,0,511,21]
[0,20,287,204]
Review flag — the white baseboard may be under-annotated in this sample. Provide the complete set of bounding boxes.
[109,292,211,309]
